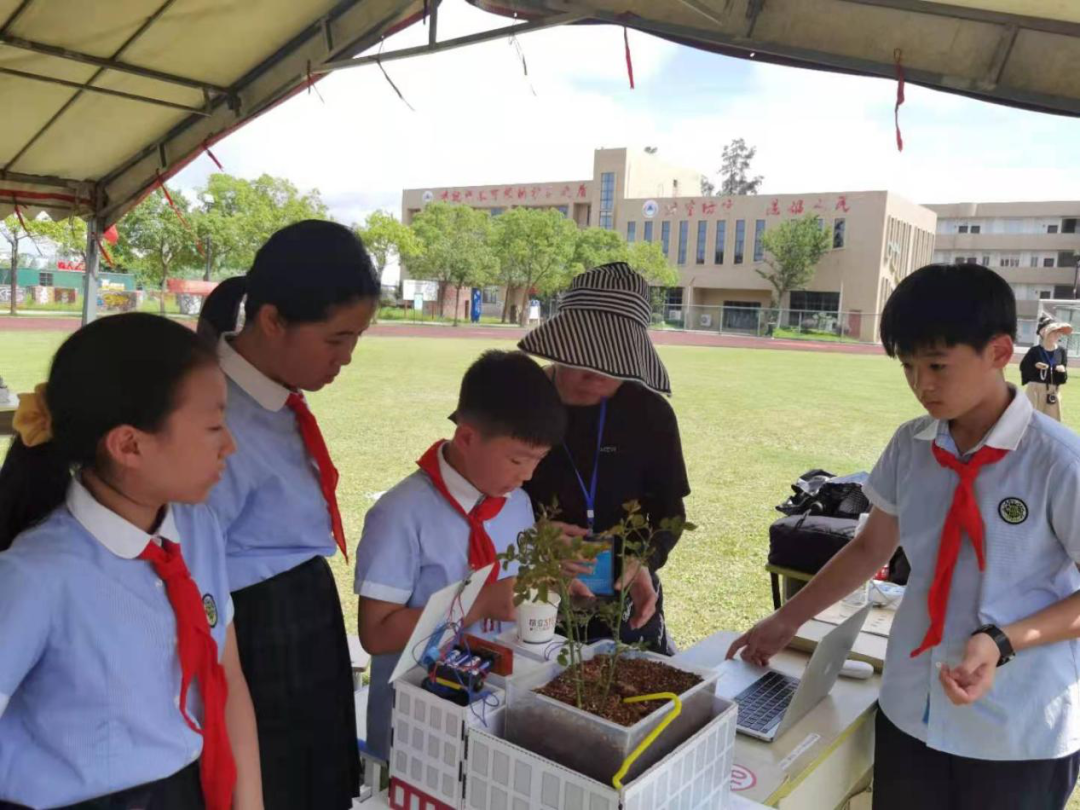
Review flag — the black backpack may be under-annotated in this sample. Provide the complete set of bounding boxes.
[770,469,909,584]
[776,469,871,520]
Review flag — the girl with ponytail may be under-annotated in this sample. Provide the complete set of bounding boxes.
[199,220,380,809]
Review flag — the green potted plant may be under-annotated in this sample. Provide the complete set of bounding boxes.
[498,502,717,785]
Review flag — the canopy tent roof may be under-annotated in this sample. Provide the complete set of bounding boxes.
[2,0,1077,228]
[0,0,429,224]
[472,1,1080,119]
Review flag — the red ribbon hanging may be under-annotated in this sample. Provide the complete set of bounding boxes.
[13,201,29,233]
[157,176,206,259]
[203,140,224,171]
[624,27,635,90]
[894,49,905,152]
[95,235,115,268]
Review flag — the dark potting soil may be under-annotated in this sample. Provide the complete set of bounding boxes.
[536,655,703,727]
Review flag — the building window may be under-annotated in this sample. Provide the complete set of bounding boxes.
[1040,290,1053,300]
[627,221,636,243]
[1064,219,1078,234]
[789,291,841,313]
[1044,257,1056,268]
[833,219,846,249]
[734,220,745,264]
[677,221,689,265]
[644,221,654,243]
[489,207,503,217]
[1030,255,1040,268]
[715,221,726,264]
[481,287,499,304]
[982,255,991,266]
[556,206,569,217]
[1048,224,1060,234]
[661,221,671,257]
[1000,255,1020,268]
[38,272,54,287]
[958,225,969,234]
[599,172,615,230]
[970,225,981,234]
[665,287,684,307]
[965,257,977,264]
[753,219,766,262]
[696,220,707,265]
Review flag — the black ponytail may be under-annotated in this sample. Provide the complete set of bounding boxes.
[0,313,217,550]
[198,275,248,343]
[243,220,380,326]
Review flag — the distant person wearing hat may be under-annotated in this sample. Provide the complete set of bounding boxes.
[1021,314,1072,422]
[518,262,690,654]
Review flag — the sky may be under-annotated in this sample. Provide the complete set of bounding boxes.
[169,1,1080,249]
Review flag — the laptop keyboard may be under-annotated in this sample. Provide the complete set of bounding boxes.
[733,670,799,734]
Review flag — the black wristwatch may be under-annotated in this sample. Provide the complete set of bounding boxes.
[972,624,1015,667]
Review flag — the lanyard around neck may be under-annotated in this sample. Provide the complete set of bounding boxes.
[564,398,608,532]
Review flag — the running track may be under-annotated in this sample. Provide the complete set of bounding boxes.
[0,316,888,356]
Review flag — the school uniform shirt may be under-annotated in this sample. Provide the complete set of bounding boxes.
[524,380,690,571]
[207,335,338,591]
[864,387,1080,761]
[353,445,529,760]
[0,480,233,808]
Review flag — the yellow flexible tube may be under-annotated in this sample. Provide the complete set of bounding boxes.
[611,692,682,790]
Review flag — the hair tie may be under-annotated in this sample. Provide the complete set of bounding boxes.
[13,383,53,447]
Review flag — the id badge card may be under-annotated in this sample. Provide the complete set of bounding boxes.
[579,546,615,597]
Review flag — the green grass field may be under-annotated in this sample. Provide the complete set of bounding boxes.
[6,330,1080,805]
[7,331,1074,646]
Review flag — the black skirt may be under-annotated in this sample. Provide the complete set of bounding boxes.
[0,761,203,810]
[232,555,359,810]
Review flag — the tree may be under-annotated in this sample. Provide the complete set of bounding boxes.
[408,202,498,325]
[569,228,629,278]
[757,214,831,310]
[32,216,88,265]
[627,240,678,287]
[700,175,716,197]
[490,207,579,325]
[1,215,34,314]
[719,138,764,196]
[354,210,420,286]
[194,173,330,277]
[115,190,201,313]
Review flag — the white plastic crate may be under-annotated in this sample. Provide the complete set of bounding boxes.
[465,693,737,810]
[390,668,506,810]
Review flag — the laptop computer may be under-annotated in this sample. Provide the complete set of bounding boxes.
[715,603,871,742]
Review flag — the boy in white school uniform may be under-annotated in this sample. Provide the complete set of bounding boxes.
[730,264,1080,809]
[354,351,568,761]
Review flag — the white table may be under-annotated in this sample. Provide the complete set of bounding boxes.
[675,631,880,809]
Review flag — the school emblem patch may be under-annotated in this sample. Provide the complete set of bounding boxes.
[998,498,1028,526]
[202,594,219,628]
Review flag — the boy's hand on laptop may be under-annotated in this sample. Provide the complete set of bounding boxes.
[939,633,1000,705]
[726,611,800,667]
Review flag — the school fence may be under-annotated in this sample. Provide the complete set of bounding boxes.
[655,305,879,344]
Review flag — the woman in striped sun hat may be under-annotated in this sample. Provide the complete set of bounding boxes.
[519,262,690,654]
